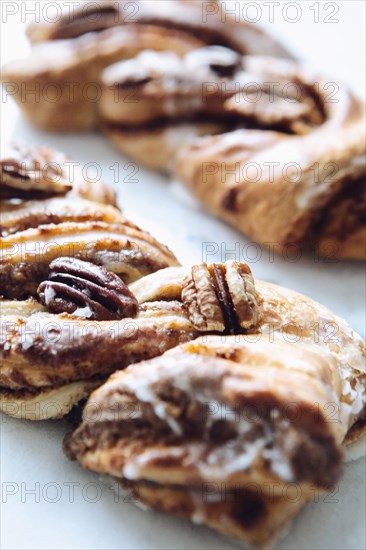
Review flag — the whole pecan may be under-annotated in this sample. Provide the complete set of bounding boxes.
[38,257,138,321]
[181,261,261,333]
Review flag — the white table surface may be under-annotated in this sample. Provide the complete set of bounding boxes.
[1,2,365,549]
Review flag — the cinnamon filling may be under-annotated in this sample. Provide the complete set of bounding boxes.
[52,8,119,40]
[66,389,342,489]
[295,173,366,250]
[104,112,299,136]
[0,185,58,200]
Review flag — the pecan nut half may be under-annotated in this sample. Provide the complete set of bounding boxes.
[181,261,261,333]
[38,257,138,321]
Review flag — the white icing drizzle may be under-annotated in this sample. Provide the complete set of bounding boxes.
[73,305,93,319]
[119,361,298,483]
[43,284,56,305]
[123,448,185,480]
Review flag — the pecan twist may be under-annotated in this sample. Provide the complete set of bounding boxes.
[181,261,261,333]
[38,257,138,321]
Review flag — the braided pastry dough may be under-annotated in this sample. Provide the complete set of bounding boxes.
[0,196,122,237]
[98,47,327,168]
[66,264,365,548]
[171,53,365,260]
[2,6,363,260]
[98,45,365,258]
[1,0,290,131]
[0,297,197,420]
[0,142,183,418]
[0,260,261,420]
[97,46,365,259]
[0,143,179,299]
[0,220,180,299]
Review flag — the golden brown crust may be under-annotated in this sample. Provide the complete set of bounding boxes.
[0,378,103,420]
[344,418,366,447]
[173,56,365,260]
[99,47,243,168]
[0,142,178,298]
[100,46,317,169]
[99,47,244,125]
[0,220,179,299]
[315,174,366,260]
[0,301,196,393]
[102,121,227,172]
[126,480,307,549]
[0,197,123,237]
[1,142,72,196]
[0,261,259,403]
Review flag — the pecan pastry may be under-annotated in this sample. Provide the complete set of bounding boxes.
[0,264,187,421]
[0,141,188,419]
[1,1,290,131]
[0,294,197,421]
[171,54,365,260]
[0,260,262,420]
[66,269,365,548]
[0,220,179,299]
[0,143,128,237]
[99,46,365,259]
[1,142,179,298]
